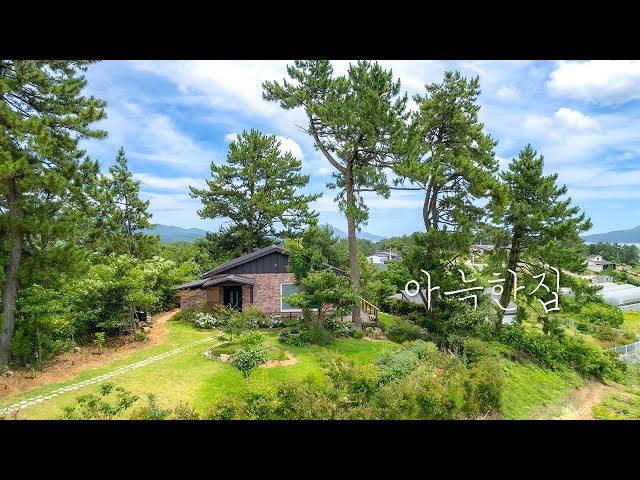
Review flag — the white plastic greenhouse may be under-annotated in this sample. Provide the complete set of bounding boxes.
[598,282,640,311]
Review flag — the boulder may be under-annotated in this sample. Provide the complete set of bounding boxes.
[219,354,233,362]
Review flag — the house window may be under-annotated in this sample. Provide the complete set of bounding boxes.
[281,283,302,312]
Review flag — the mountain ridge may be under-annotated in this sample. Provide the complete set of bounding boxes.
[145,223,386,244]
[581,225,640,243]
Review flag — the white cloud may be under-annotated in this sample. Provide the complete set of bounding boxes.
[275,136,303,159]
[315,167,331,175]
[134,173,206,191]
[224,132,237,143]
[548,60,640,105]
[553,107,598,130]
[132,60,290,117]
[497,86,518,100]
[523,108,597,138]
[85,100,217,173]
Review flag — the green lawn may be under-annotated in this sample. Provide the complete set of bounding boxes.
[501,360,585,419]
[2,321,400,420]
[378,312,399,330]
[621,312,640,336]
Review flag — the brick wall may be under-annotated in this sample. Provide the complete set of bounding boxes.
[178,289,208,310]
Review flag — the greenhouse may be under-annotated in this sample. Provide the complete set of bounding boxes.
[597,282,640,311]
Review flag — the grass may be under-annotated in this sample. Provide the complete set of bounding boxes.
[378,312,400,330]
[621,312,640,336]
[2,321,400,419]
[592,364,640,420]
[501,360,585,419]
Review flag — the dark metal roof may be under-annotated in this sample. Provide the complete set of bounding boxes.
[203,274,255,286]
[174,279,208,290]
[201,245,287,278]
[201,244,347,278]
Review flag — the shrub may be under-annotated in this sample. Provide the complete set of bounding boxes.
[171,309,197,322]
[93,332,106,354]
[129,393,171,420]
[579,303,624,328]
[376,340,437,384]
[387,319,429,344]
[241,305,270,328]
[279,320,335,346]
[234,347,268,378]
[461,358,503,417]
[238,331,264,349]
[61,383,138,420]
[461,337,496,364]
[194,312,217,329]
[497,325,625,382]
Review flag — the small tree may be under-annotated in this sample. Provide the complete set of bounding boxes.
[234,347,268,378]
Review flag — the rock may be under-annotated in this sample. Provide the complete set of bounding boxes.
[72,346,81,353]
[3,370,14,378]
[219,354,233,362]
[138,321,148,327]
[142,326,151,333]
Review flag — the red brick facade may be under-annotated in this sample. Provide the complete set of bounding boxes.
[178,272,297,315]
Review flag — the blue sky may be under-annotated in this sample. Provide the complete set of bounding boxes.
[81,60,640,237]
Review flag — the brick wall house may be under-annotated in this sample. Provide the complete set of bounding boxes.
[175,245,344,316]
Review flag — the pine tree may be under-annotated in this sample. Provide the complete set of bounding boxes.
[263,61,408,326]
[190,129,320,254]
[489,145,592,328]
[396,71,498,232]
[0,61,106,367]
[102,147,156,259]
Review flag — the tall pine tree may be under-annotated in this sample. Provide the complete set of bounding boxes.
[263,61,408,326]
[0,61,106,367]
[190,129,319,254]
[489,145,592,328]
[100,147,156,259]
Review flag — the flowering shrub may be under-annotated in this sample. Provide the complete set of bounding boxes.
[194,312,217,329]
[324,319,363,339]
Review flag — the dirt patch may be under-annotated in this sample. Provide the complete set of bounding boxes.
[0,309,178,400]
[536,381,617,420]
[261,351,297,368]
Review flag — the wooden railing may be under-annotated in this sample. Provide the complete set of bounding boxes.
[360,297,380,321]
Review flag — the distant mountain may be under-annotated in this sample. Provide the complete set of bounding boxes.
[322,224,385,242]
[145,223,386,244]
[581,225,640,243]
[144,224,208,243]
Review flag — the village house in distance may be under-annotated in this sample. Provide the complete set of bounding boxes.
[587,254,616,273]
[366,249,402,270]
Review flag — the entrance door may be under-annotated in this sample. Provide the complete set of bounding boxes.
[223,285,243,310]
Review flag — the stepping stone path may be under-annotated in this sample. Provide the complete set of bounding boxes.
[0,336,214,417]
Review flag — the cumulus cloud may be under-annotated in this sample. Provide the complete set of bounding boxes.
[497,86,518,100]
[134,173,207,191]
[553,108,598,130]
[548,60,640,105]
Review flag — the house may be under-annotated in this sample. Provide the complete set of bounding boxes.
[175,245,344,314]
[587,255,615,273]
[366,250,402,270]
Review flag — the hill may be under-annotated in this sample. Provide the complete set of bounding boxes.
[581,225,640,243]
[322,224,386,242]
[144,224,208,243]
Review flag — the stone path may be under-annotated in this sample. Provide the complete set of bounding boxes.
[0,335,214,417]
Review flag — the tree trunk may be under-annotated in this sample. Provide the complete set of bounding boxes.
[0,182,24,368]
[496,231,520,331]
[345,168,362,328]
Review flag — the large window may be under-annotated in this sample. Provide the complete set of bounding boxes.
[280,283,301,312]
